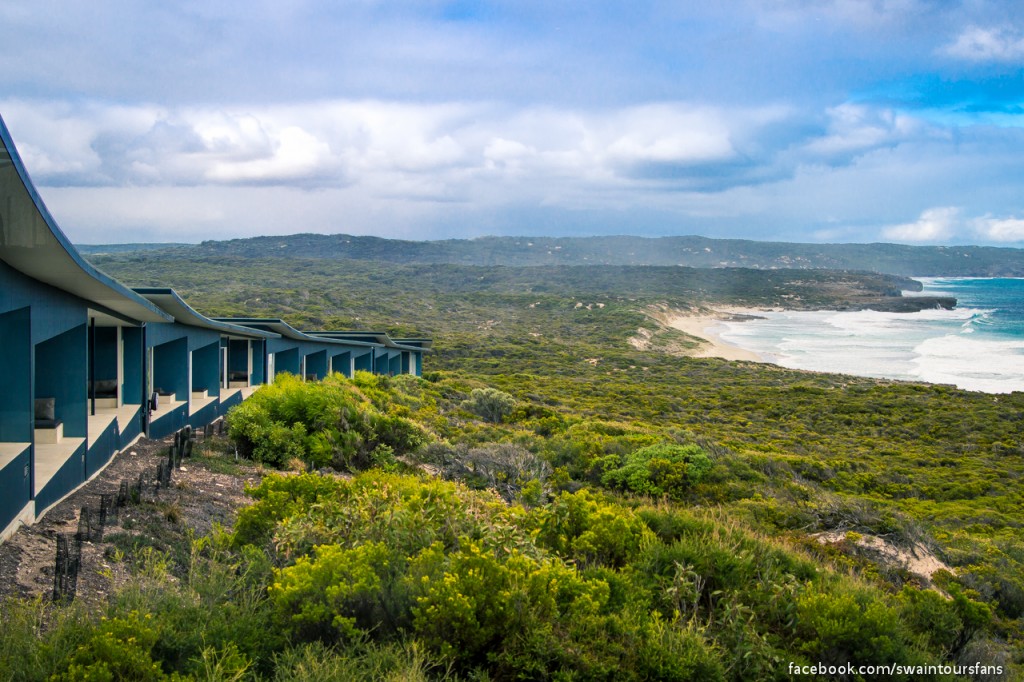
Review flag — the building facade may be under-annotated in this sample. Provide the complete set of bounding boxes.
[0,115,429,540]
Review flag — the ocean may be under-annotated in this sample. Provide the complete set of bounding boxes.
[713,277,1024,394]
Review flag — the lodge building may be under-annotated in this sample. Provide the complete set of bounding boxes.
[0,114,430,540]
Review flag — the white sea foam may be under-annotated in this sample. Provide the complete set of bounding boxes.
[716,305,1024,394]
[911,335,1024,393]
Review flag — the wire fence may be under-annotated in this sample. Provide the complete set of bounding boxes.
[51,423,209,603]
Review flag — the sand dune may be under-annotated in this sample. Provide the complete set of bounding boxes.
[664,309,765,362]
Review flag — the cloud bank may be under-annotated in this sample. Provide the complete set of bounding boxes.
[2,2,1024,245]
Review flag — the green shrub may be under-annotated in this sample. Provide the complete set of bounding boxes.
[110,534,281,679]
[535,490,654,568]
[259,422,309,468]
[408,541,609,673]
[461,387,517,423]
[233,472,349,548]
[794,583,916,669]
[226,373,426,471]
[0,598,93,682]
[629,615,725,682]
[192,643,252,682]
[270,641,432,682]
[897,586,991,659]
[236,470,533,562]
[601,442,712,498]
[271,542,405,641]
[54,611,180,681]
[367,412,425,457]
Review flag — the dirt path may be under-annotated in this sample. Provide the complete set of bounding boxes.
[0,429,263,608]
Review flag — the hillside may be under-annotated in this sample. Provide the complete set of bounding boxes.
[3,249,1017,679]
[86,233,1024,276]
[3,369,1020,680]
[88,254,954,336]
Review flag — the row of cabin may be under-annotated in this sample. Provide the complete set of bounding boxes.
[0,115,431,540]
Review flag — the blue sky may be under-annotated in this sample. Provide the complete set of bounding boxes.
[3,1,1024,245]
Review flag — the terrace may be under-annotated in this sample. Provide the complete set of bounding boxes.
[87,404,141,450]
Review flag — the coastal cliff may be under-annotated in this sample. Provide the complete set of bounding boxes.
[839,295,957,312]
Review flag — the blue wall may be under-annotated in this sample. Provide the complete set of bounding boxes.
[91,326,118,382]
[354,350,373,373]
[149,403,188,440]
[0,261,86,347]
[332,351,351,377]
[36,325,87,438]
[189,400,219,429]
[35,441,86,515]
[275,347,300,376]
[0,307,32,443]
[228,339,249,374]
[122,327,143,406]
[0,445,30,533]
[119,406,141,448]
[86,417,119,477]
[306,350,327,380]
[153,338,188,400]
[147,320,219,353]
[1,261,97,531]
[220,390,243,413]
[1,259,90,439]
[251,340,265,384]
[192,341,220,395]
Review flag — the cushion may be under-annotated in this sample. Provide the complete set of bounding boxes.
[34,418,61,429]
[229,370,248,382]
[93,379,118,396]
[34,397,55,421]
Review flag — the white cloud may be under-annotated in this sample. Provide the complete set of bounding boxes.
[1,98,797,195]
[882,207,960,242]
[802,104,929,159]
[6,96,1024,245]
[944,25,1024,63]
[204,124,335,184]
[604,105,735,165]
[973,215,1024,242]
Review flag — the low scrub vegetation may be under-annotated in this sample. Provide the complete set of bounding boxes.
[16,252,1024,678]
[227,372,427,471]
[5,469,996,681]
[6,372,1020,680]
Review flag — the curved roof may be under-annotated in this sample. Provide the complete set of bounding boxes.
[0,115,171,324]
[306,330,430,352]
[391,338,433,350]
[133,289,280,339]
[214,318,381,347]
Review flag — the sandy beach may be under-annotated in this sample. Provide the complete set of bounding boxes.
[664,308,765,362]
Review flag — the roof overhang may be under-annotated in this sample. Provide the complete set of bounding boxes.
[0,115,172,324]
[392,338,434,350]
[214,317,377,346]
[134,289,280,339]
[308,330,431,352]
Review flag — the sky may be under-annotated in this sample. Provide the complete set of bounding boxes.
[2,1,1024,246]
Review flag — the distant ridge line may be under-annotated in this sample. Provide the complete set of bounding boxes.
[78,243,191,254]
[86,233,1024,277]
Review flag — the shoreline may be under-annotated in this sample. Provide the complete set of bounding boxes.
[664,307,767,362]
